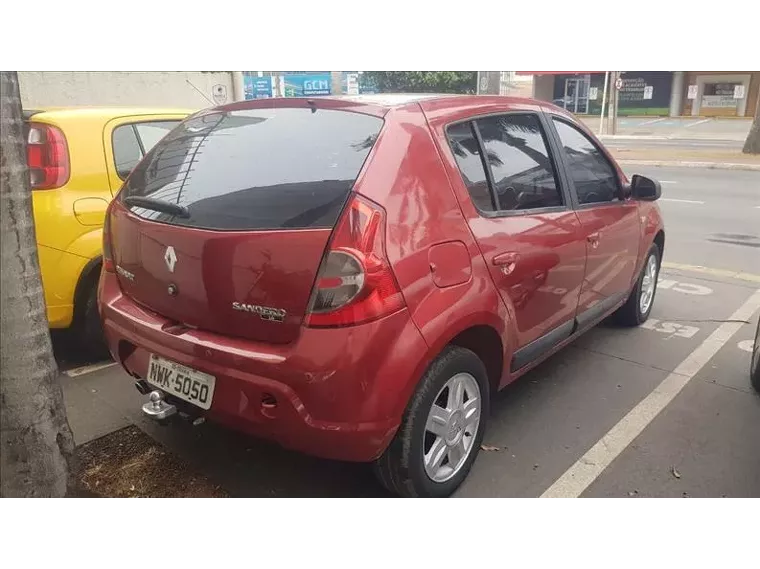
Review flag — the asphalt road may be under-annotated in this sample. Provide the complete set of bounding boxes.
[57,166,760,497]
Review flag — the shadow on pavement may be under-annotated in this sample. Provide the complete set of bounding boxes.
[137,417,394,497]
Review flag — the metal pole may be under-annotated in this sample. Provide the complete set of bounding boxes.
[598,71,609,136]
[608,71,618,136]
[476,71,482,95]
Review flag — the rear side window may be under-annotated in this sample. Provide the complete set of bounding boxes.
[120,108,383,231]
[474,114,563,211]
[446,122,493,211]
[112,125,143,179]
[113,121,179,180]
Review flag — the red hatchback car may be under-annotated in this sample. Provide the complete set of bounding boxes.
[98,94,665,497]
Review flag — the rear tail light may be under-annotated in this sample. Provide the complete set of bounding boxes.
[305,194,405,328]
[26,123,70,190]
[103,201,115,273]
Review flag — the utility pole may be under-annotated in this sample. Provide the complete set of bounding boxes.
[608,71,620,135]
[598,71,609,136]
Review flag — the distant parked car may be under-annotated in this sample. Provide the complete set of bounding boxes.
[25,106,192,354]
[98,94,664,497]
[751,318,760,393]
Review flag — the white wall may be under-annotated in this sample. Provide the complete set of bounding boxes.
[18,72,236,110]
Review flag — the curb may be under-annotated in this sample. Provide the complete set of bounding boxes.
[617,160,760,171]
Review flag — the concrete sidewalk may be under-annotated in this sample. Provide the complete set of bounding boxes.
[608,147,760,171]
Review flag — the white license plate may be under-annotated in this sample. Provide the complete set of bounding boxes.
[146,355,215,410]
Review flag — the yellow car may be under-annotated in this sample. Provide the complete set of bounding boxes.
[25,107,193,355]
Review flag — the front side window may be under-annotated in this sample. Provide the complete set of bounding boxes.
[552,118,619,205]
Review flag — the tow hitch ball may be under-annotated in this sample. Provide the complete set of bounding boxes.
[142,390,177,421]
[140,388,205,427]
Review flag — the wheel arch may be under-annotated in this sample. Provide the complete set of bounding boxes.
[72,255,102,324]
[653,229,665,257]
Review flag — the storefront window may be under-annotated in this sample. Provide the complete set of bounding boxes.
[701,83,740,109]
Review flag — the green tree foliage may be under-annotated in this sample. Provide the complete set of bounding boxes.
[362,72,477,94]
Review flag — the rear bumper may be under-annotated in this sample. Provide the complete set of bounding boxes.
[98,272,429,462]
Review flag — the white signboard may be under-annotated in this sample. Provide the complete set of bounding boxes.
[212,84,228,105]
[346,73,359,95]
[643,86,653,100]
[588,87,599,100]
[734,84,745,99]
[687,84,698,99]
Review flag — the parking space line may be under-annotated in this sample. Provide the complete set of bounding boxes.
[682,118,713,128]
[637,117,668,127]
[661,262,760,284]
[64,361,117,378]
[541,288,760,498]
[660,198,704,204]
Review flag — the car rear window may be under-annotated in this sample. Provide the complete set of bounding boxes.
[120,107,384,231]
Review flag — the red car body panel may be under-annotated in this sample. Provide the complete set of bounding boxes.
[98,94,664,463]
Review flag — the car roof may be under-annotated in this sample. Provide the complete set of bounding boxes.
[215,94,554,120]
[23,106,196,121]
[324,93,547,110]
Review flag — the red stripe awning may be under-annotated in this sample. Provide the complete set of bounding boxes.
[516,71,602,75]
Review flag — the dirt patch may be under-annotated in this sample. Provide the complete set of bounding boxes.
[76,425,227,497]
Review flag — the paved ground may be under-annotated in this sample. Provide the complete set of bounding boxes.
[56,166,760,497]
[580,116,752,141]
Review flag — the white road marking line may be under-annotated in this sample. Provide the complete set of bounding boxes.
[738,340,754,353]
[661,262,760,284]
[637,117,668,127]
[659,181,678,184]
[64,361,117,378]
[541,288,760,498]
[660,198,704,204]
[641,319,700,339]
[682,118,713,128]
[657,279,713,295]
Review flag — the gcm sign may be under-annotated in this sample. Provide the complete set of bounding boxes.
[304,79,329,92]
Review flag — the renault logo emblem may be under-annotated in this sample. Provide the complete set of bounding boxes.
[164,246,177,273]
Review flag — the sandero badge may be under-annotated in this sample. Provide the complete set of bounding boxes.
[231,301,287,322]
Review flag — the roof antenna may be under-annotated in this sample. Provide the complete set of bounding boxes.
[307,99,317,113]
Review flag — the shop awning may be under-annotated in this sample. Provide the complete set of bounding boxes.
[516,71,603,75]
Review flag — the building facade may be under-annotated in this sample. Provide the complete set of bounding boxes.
[521,71,759,118]
[18,71,236,110]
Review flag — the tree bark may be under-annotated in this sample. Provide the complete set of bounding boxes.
[743,94,760,154]
[0,71,75,497]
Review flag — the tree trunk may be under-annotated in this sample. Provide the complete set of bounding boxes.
[0,71,75,497]
[743,95,760,154]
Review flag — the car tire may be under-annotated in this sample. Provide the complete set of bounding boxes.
[73,282,108,359]
[751,318,760,394]
[373,345,489,498]
[614,242,661,327]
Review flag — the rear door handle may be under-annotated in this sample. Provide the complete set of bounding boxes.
[492,252,519,275]
[587,232,601,248]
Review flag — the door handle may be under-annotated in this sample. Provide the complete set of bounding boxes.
[587,232,601,248]
[492,252,519,275]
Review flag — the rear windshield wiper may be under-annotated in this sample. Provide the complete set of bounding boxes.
[123,196,190,218]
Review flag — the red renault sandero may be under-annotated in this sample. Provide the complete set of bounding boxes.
[98,94,664,497]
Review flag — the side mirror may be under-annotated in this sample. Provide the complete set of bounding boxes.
[630,174,661,201]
